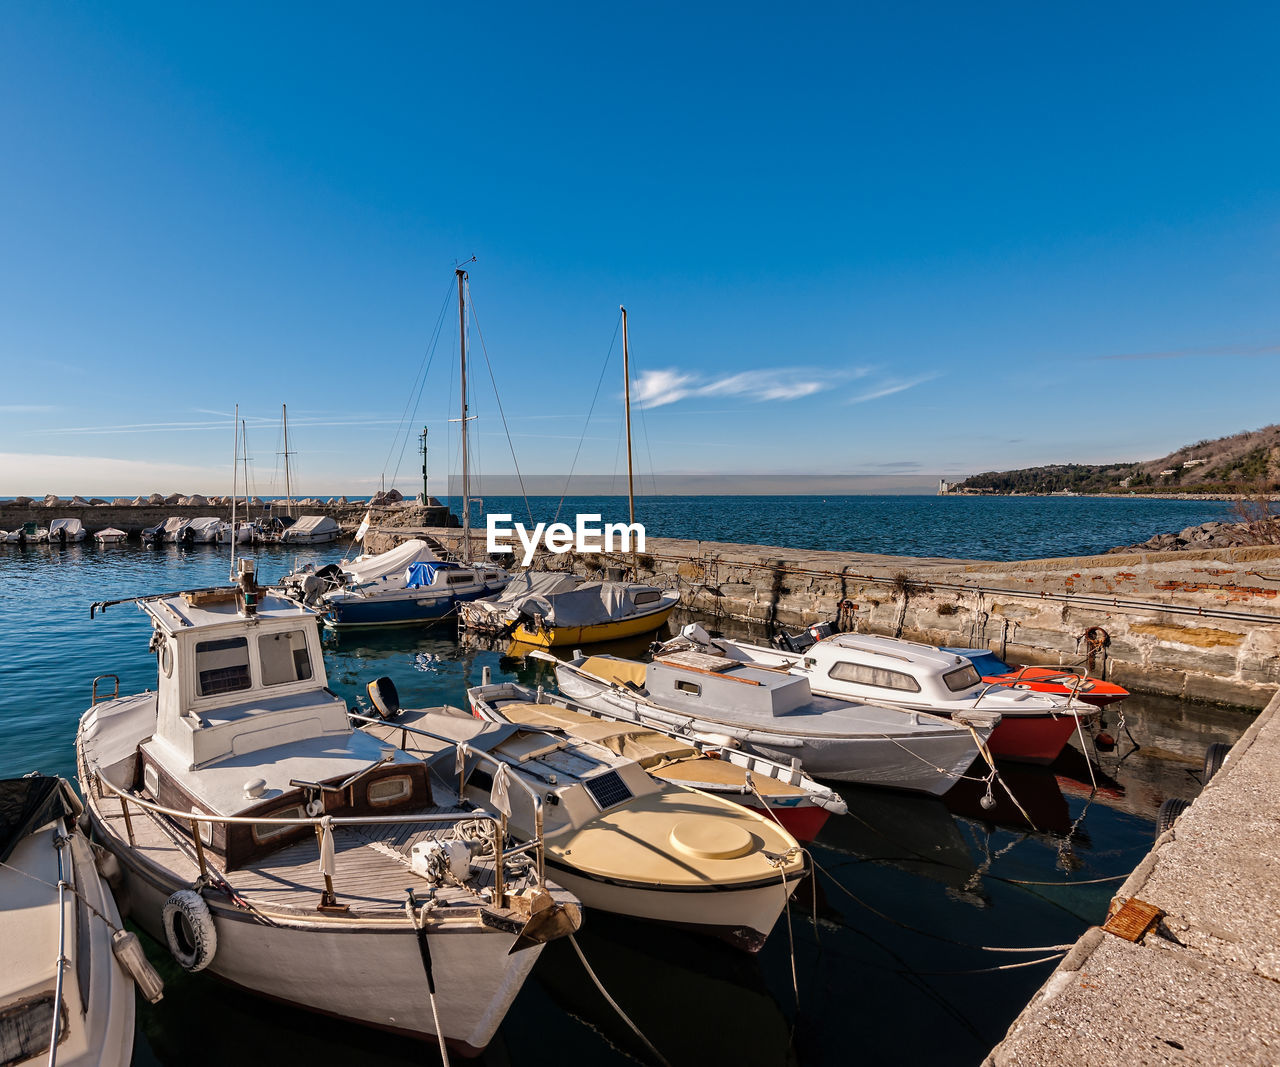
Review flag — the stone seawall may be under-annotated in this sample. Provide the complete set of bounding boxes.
[395,527,1280,709]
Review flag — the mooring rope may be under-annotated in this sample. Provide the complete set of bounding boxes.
[569,934,671,1067]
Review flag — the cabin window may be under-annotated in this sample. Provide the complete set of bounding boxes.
[633,590,661,606]
[446,574,474,585]
[195,637,252,696]
[675,680,702,695]
[190,809,214,848]
[942,665,981,692]
[252,805,305,844]
[367,775,412,807]
[258,630,314,687]
[143,764,159,797]
[827,661,921,693]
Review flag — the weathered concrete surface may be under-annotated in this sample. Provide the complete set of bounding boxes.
[403,528,1280,707]
[985,689,1280,1066]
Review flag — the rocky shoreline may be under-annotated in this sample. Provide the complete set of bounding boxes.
[1109,516,1279,553]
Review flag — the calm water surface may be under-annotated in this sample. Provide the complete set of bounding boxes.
[0,518,1252,1066]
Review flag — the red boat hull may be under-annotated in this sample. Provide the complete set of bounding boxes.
[985,714,1086,765]
[746,802,831,843]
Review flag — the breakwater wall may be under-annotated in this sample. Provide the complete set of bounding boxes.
[392,527,1280,709]
[0,501,456,538]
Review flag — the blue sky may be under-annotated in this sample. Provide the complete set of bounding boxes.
[1,3,1277,496]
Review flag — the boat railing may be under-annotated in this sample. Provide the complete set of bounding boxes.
[90,675,119,705]
[347,711,545,886]
[90,751,545,905]
[974,663,1089,711]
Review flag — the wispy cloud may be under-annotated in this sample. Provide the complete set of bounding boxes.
[632,368,838,409]
[1097,342,1280,362]
[847,373,939,404]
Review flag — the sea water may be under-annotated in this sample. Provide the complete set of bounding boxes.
[0,499,1250,1066]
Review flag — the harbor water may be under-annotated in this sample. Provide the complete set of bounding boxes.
[0,509,1253,1066]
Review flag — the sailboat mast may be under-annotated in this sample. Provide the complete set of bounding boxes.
[420,426,429,503]
[457,268,471,563]
[621,305,635,525]
[282,403,294,518]
[229,404,239,580]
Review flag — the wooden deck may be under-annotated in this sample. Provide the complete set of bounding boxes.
[97,800,510,917]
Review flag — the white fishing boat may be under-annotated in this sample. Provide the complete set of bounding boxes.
[553,649,999,795]
[279,514,341,544]
[49,518,88,543]
[94,527,129,544]
[76,561,580,1055]
[662,626,1096,765]
[468,679,847,841]
[359,695,806,952]
[0,774,160,1067]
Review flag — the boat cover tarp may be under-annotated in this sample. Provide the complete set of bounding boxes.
[342,539,439,587]
[283,515,341,540]
[49,518,85,537]
[186,517,222,535]
[496,701,700,769]
[492,570,581,607]
[406,562,456,588]
[518,581,656,628]
[0,776,82,864]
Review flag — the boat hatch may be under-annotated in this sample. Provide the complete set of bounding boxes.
[583,770,632,811]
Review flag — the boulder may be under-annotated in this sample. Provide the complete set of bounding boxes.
[89,498,107,506]
[70,496,90,506]
[13,496,32,506]
[164,493,181,505]
[42,494,61,506]
[148,493,165,505]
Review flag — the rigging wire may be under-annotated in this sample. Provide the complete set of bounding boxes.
[465,281,534,527]
[384,277,456,490]
[554,312,623,524]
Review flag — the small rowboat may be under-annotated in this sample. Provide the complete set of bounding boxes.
[980,666,1129,708]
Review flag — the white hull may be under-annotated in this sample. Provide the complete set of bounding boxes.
[546,858,800,952]
[91,807,542,1053]
[557,669,980,796]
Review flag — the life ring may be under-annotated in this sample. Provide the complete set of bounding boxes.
[162,889,217,972]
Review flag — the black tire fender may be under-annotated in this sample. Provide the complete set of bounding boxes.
[162,889,217,972]
[1156,797,1191,835]
[1203,742,1231,783]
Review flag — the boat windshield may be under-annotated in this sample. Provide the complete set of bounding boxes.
[942,665,981,692]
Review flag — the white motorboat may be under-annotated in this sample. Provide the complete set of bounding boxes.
[94,527,129,544]
[553,649,999,795]
[142,517,185,544]
[360,696,806,952]
[0,774,157,1067]
[49,518,88,543]
[662,626,1096,765]
[468,679,847,841]
[180,516,223,543]
[279,514,341,544]
[76,561,580,1055]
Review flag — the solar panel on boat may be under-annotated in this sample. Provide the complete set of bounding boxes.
[584,770,632,810]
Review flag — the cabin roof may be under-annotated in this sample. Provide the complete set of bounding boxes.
[142,589,317,634]
[816,632,968,672]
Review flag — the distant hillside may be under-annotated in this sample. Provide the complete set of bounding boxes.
[952,425,1280,495]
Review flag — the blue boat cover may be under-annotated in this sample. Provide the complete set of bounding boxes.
[405,562,446,588]
[940,647,1010,675]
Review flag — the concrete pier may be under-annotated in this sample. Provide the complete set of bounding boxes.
[386,527,1280,708]
[985,687,1280,1066]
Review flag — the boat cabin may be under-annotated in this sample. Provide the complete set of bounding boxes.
[131,566,430,868]
[645,650,815,720]
[799,634,983,704]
